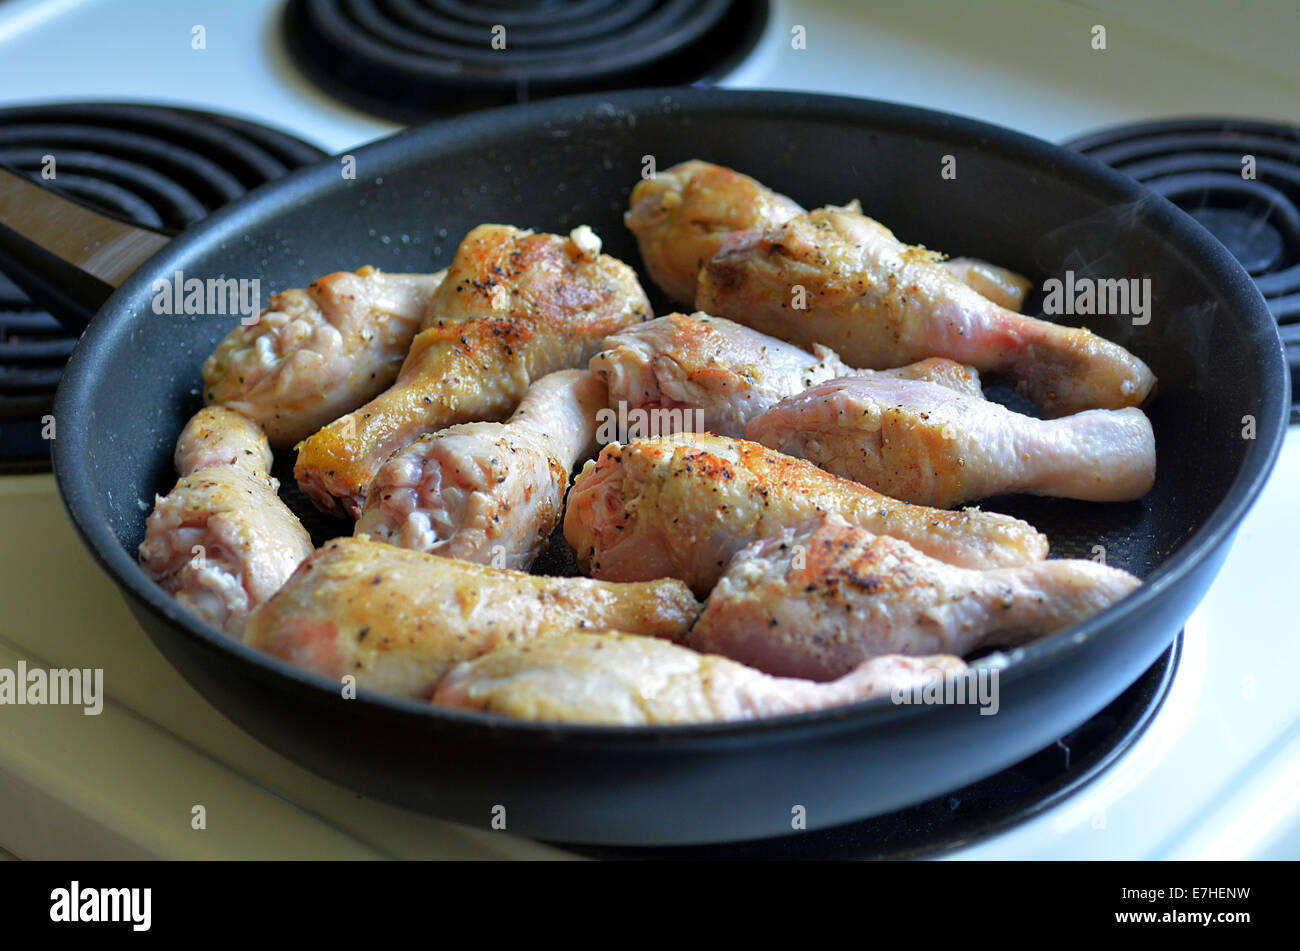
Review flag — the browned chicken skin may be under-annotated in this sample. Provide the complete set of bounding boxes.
[295,317,533,518]
[242,537,701,698]
[294,224,652,517]
[690,516,1140,681]
[624,160,1033,312]
[203,267,445,448]
[625,160,804,305]
[432,630,967,725]
[698,206,1156,416]
[139,407,313,636]
[563,433,1048,596]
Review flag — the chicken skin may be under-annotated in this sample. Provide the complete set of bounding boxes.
[172,404,273,476]
[690,516,1140,681]
[698,206,1156,416]
[746,376,1156,507]
[941,257,1033,312]
[355,370,607,569]
[563,433,1047,596]
[624,160,1032,311]
[202,267,445,448]
[294,225,652,517]
[589,311,983,439]
[625,160,804,305]
[431,630,967,725]
[243,537,700,698]
[139,407,313,636]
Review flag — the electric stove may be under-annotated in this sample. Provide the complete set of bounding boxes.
[0,0,1296,859]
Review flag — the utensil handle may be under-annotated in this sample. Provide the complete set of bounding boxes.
[0,164,174,331]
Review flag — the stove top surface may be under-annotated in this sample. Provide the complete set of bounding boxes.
[0,0,1297,860]
[282,0,768,122]
[0,102,324,471]
[1067,117,1300,411]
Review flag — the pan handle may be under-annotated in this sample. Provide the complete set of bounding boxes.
[0,164,175,332]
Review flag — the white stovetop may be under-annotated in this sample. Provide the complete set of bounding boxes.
[0,0,1297,858]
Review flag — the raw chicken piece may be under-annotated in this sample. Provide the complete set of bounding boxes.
[294,225,651,517]
[242,537,701,698]
[624,160,1030,310]
[139,407,313,636]
[625,160,803,304]
[173,405,273,476]
[942,257,1033,311]
[355,369,607,568]
[432,630,967,725]
[697,206,1156,416]
[203,267,445,447]
[589,311,983,439]
[691,515,1140,681]
[746,376,1155,507]
[563,433,1047,596]
[878,355,985,398]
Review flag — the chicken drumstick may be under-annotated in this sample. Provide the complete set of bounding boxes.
[294,224,652,517]
[139,407,313,635]
[354,369,607,569]
[698,206,1155,416]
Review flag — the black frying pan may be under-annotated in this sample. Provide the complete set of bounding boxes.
[0,90,1288,846]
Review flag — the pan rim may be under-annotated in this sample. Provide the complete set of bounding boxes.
[52,87,1290,742]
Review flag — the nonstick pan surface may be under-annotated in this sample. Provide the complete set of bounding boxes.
[48,90,1288,845]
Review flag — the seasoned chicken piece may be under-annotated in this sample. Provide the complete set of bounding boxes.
[625,160,804,305]
[589,311,983,439]
[942,257,1033,311]
[887,356,985,397]
[691,516,1140,681]
[202,267,445,448]
[173,405,273,476]
[746,376,1155,507]
[698,206,1156,416]
[295,225,651,517]
[243,537,700,698]
[563,433,1047,596]
[432,630,966,725]
[624,159,1031,312]
[354,370,606,568]
[139,407,313,636]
